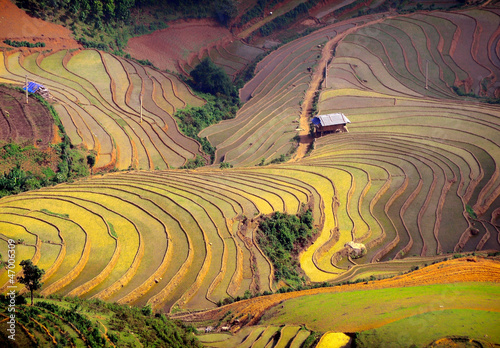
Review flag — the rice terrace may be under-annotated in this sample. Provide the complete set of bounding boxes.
[0,0,499,346]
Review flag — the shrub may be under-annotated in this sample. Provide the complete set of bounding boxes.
[190,58,236,97]
[179,155,206,169]
[219,162,233,169]
[257,209,316,284]
[3,39,45,48]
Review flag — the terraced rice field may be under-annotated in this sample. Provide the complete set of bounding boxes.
[197,325,311,348]
[313,8,500,266]
[0,167,326,312]
[0,49,205,170]
[182,40,265,79]
[199,16,379,165]
[1,8,499,319]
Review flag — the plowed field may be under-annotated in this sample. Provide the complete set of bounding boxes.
[126,19,233,73]
[0,0,79,50]
[0,85,54,147]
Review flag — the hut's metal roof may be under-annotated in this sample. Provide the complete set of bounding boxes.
[312,113,350,126]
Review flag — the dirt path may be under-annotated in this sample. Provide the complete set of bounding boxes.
[290,16,391,162]
[290,37,336,162]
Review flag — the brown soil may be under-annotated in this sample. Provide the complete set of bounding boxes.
[173,256,500,329]
[0,85,54,147]
[0,0,79,50]
[126,19,233,73]
[0,85,60,175]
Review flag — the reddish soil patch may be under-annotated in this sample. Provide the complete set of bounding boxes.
[126,18,234,73]
[0,85,60,176]
[0,0,79,50]
[0,85,54,148]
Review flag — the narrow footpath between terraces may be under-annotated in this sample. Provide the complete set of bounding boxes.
[290,15,392,162]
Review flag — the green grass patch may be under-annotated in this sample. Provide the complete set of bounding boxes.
[355,309,500,347]
[40,208,70,219]
[261,283,500,332]
[107,220,118,238]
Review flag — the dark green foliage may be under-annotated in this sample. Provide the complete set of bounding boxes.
[0,86,93,198]
[175,67,239,163]
[268,154,290,164]
[301,331,322,348]
[452,86,500,104]
[3,39,45,48]
[19,260,44,306]
[219,162,233,169]
[190,58,237,97]
[179,155,207,169]
[77,37,110,51]
[0,293,27,306]
[258,0,321,36]
[238,0,286,26]
[213,0,237,26]
[141,304,152,316]
[258,210,315,285]
[30,300,203,348]
[466,204,477,219]
[135,0,237,26]
[87,154,96,168]
[0,160,59,198]
[15,0,236,56]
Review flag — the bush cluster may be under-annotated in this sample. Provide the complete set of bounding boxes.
[25,299,202,348]
[0,86,95,198]
[179,155,207,169]
[16,0,236,55]
[257,209,315,284]
[259,1,321,36]
[452,86,500,104]
[238,0,285,26]
[175,58,239,164]
[3,39,45,48]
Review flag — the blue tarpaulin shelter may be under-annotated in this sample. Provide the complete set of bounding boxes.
[23,82,44,94]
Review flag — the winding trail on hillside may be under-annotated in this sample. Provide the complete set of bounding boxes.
[291,16,393,162]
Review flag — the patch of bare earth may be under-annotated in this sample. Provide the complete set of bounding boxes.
[0,85,54,147]
[126,18,233,73]
[0,85,59,175]
[0,0,79,50]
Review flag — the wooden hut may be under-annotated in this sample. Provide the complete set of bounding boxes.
[311,113,350,137]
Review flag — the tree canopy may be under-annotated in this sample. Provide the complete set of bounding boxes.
[190,58,236,97]
[258,209,315,285]
[19,259,44,305]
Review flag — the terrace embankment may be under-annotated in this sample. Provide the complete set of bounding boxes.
[291,14,397,162]
[173,256,500,328]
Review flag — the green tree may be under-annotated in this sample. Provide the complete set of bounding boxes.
[190,58,235,96]
[103,0,116,19]
[19,260,45,306]
[213,0,237,26]
[87,154,96,174]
